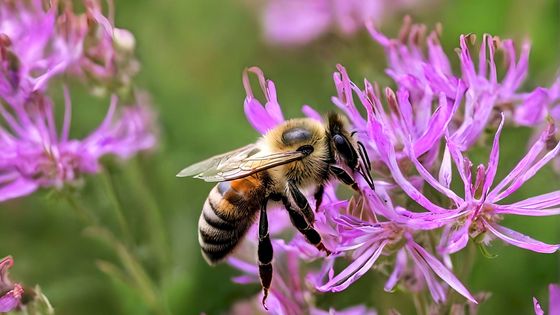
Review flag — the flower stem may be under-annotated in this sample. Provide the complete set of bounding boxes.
[101,169,133,245]
[62,192,170,315]
[412,292,426,315]
[127,157,171,272]
[63,192,98,226]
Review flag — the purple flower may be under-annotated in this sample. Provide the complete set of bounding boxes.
[534,284,560,315]
[437,116,560,254]
[368,18,560,150]
[332,64,464,167]
[365,107,560,255]
[234,56,560,311]
[0,90,156,202]
[0,256,23,313]
[228,226,376,315]
[313,211,476,304]
[261,0,420,46]
[345,25,560,254]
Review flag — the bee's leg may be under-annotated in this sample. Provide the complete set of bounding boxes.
[282,194,331,255]
[288,181,315,223]
[313,184,324,212]
[258,202,273,309]
[330,166,359,191]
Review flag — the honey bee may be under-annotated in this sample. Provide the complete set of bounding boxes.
[177,113,373,305]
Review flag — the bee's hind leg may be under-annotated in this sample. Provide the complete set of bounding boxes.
[258,202,273,309]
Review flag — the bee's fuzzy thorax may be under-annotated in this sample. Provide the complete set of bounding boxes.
[261,118,332,189]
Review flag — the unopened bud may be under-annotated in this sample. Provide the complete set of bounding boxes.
[113,28,135,52]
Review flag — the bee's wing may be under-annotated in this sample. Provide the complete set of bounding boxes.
[177,144,306,182]
[176,144,259,178]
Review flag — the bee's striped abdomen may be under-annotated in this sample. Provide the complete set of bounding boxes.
[198,179,263,264]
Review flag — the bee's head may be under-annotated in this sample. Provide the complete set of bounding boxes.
[327,112,375,189]
[327,112,358,168]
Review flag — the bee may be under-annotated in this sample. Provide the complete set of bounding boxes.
[177,113,373,305]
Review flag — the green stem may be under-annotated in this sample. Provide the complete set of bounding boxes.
[63,192,98,226]
[444,242,477,310]
[62,193,170,315]
[412,292,426,315]
[101,169,134,245]
[128,157,171,271]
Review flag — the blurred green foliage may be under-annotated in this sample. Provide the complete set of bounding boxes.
[1,0,559,314]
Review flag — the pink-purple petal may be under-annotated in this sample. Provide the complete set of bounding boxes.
[550,284,560,315]
[407,239,477,303]
[482,114,505,195]
[485,222,560,253]
[317,241,387,292]
[534,297,545,315]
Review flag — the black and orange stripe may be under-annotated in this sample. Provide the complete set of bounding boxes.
[198,176,266,264]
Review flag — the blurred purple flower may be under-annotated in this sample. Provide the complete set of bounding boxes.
[0,256,23,313]
[0,0,139,105]
[0,0,83,106]
[72,0,140,92]
[0,0,155,202]
[261,0,420,46]
[368,18,560,150]
[310,305,377,315]
[534,284,560,315]
[0,90,156,202]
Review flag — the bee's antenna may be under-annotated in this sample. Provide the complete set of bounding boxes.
[355,141,374,190]
[357,141,372,172]
[358,165,375,191]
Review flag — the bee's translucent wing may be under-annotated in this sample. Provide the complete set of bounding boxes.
[176,144,259,178]
[177,144,306,182]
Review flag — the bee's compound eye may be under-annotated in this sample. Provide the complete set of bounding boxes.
[282,127,312,145]
[333,134,358,168]
[333,134,346,147]
[296,145,314,156]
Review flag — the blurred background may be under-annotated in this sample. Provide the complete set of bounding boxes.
[1,0,559,314]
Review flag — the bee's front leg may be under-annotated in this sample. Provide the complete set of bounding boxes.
[313,184,324,212]
[258,201,273,309]
[288,181,315,223]
[283,185,331,255]
[330,165,359,191]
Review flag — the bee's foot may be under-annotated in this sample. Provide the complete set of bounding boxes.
[317,243,332,256]
[261,289,269,310]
